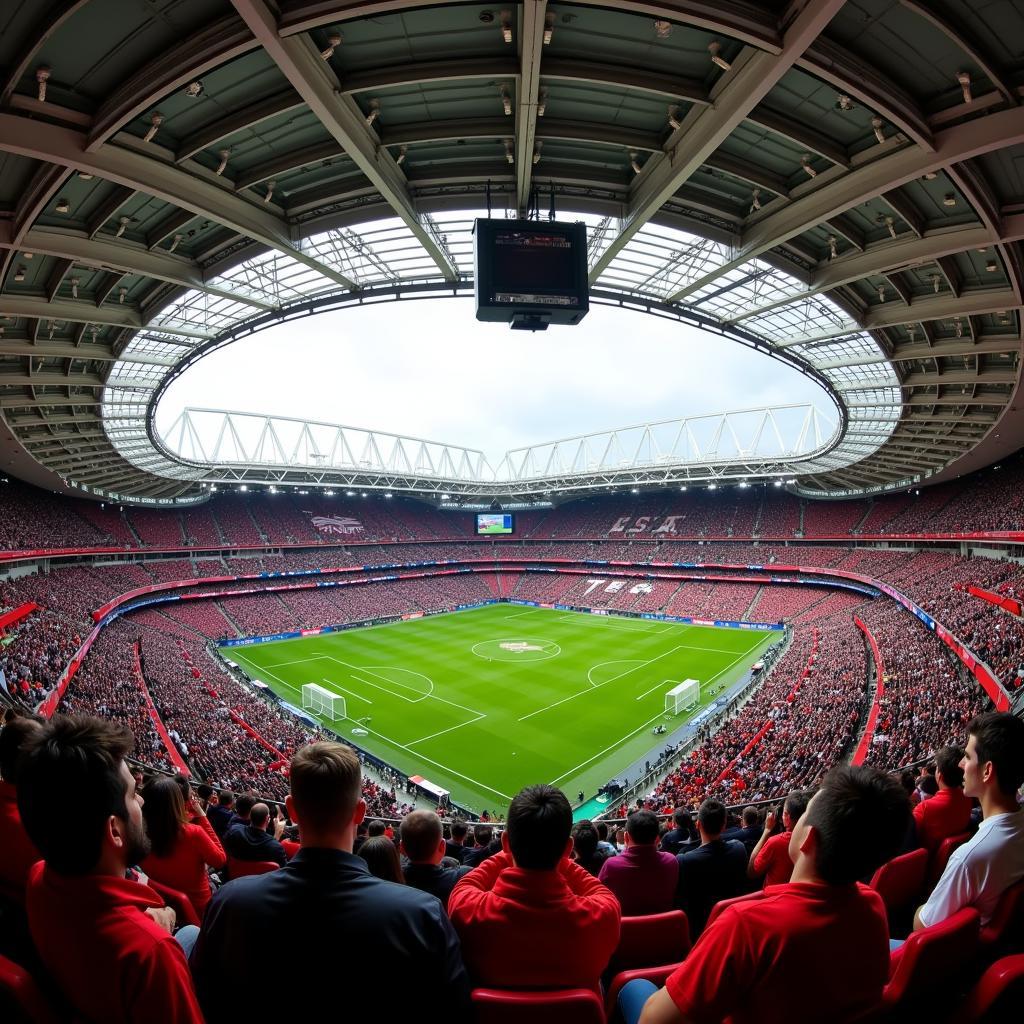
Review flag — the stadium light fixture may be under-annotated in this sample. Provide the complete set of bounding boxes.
[346,490,355,496]
[749,189,761,214]
[667,104,682,130]
[13,266,25,283]
[324,490,334,496]
[321,32,342,60]
[957,71,972,103]
[500,12,512,43]
[707,483,717,490]
[239,484,247,492]
[116,215,129,237]
[361,492,367,497]
[143,112,164,143]
[78,172,93,180]
[263,180,276,204]
[36,66,51,102]
[365,99,381,126]
[884,215,896,239]
[773,480,783,487]
[987,260,998,273]
[835,94,854,111]
[385,492,392,498]
[532,142,543,164]
[441,494,451,500]
[653,20,672,39]
[500,86,512,116]
[70,278,79,299]
[679,485,687,491]
[184,81,203,98]
[739,481,749,488]
[543,12,554,44]
[800,155,817,178]
[118,287,127,304]
[943,193,957,207]
[504,139,514,164]
[631,487,639,494]
[215,149,230,175]
[877,285,885,302]
[871,117,885,144]
[55,198,70,214]
[828,235,838,260]
[708,41,730,71]
[395,144,408,165]
[168,233,183,253]
[629,150,642,174]
[268,485,277,493]
[931,274,941,293]
[537,89,547,117]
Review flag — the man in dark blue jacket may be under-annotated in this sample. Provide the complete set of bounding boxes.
[191,743,469,1021]
[223,802,287,867]
[721,805,763,855]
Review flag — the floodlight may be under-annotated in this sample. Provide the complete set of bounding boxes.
[36,66,51,102]
[143,112,163,143]
[708,41,730,71]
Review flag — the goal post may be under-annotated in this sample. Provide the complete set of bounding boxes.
[301,683,347,721]
[664,678,700,716]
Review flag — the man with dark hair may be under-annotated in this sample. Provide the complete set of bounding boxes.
[224,790,257,835]
[191,742,468,1020]
[448,784,620,993]
[748,790,810,887]
[914,713,1024,931]
[572,819,612,876]
[463,821,502,867]
[207,789,236,837]
[912,745,973,854]
[401,810,471,909]
[446,818,470,862]
[676,799,748,936]
[659,807,698,856]
[599,809,678,915]
[224,801,287,867]
[16,716,203,1023]
[622,765,909,1024]
[722,805,763,855]
[0,713,43,893]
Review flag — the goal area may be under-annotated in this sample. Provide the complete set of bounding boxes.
[664,678,700,716]
[302,683,347,721]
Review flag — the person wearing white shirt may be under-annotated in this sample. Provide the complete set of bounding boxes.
[914,712,1024,930]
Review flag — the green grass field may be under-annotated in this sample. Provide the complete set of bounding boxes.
[224,605,776,814]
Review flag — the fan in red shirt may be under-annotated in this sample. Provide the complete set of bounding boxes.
[912,745,973,854]
[621,765,911,1024]
[141,775,227,917]
[747,789,810,888]
[16,715,204,1024]
[0,713,43,896]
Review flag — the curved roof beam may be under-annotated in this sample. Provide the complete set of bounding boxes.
[229,0,459,282]
[515,0,546,214]
[0,162,69,287]
[0,113,358,291]
[0,296,214,340]
[175,91,305,164]
[589,0,847,282]
[668,106,1024,301]
[0,0,91,105]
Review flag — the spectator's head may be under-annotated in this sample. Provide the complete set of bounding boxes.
[473,823,493,847]
[142,776,187,858]
[286,742,364,848]
[234,791,257,820]
[17,715,148,876]
[450,819,468,843]
[625,809,660,847]
[918,774,939,798]
[741,805,760,828]
[218,789,235,809]
[171,772,191,804]
[596,822,610,842]
[934,746,965,790]
[899,771,916,797]
[358,836,404,884]
[782,790,810,830]
[367,818,386,838]
[196,783,213,804]
[503,784,572,870]
[964,713,1024,802]
[790,765,909,886]
[0,713,43,783]
[696,799,727,841]
[673,806,693,832]
[400,810,445,865]
[571,820,599,864]
[250,803,271,830]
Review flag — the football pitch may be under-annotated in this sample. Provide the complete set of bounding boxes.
[225,604,776,814]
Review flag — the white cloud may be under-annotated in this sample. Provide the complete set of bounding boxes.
[156,298,829,462]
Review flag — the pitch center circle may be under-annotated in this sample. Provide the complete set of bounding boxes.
[471,638,562,662]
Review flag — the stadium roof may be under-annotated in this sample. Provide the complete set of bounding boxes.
[0,0,1022,503]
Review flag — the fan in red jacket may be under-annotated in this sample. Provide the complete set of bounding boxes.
[912,745,973,854]
[0,713,43,897]
[448,784,620,994]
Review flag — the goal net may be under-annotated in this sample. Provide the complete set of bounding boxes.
[301,683,347,721]
[664,678,700,716]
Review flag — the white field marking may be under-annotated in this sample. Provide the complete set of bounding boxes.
[323,679,373,705]
[634,639,771,704]
[587,659,646,688]
[555,614,665,633]
[517,644,686,722]
[503,610,539,621]
[259,654,331,669]
[326,658,485,718]
[635,679,672,701]
[678,643,760,655]
[405,713,487,748]
[348,674,425,704]
[470,637,562,661]
[548,709,669,788]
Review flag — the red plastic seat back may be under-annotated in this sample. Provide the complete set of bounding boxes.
[606,911,691,978]
[959,953,1024,1023]
[604,962,681,1024]
[0,953,61,1024]
[471,987,604,1024]
[882,907,980,1011]
[869,848,928,929]
[980,877,1024,949]
[146,879,201,927]
[226,856,279,878]
[928,832,970,890]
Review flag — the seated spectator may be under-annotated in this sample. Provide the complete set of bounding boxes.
[748,790,810,888]
[401,810,470,908]
[599,809,679,916]
[223,791,256,835]
[623,766,909,1024]
[223,802,287,867]
[0,713,43,895]
[676,799,747,936]
[659,807,699,855]
[463,822,502,867]
[445,818,470,863]
[449,784,620,994]
[191,742,468,1020]
[140,776,226,917]
[596,820,619,856]
[572,819,612,877]
[721,804,762,854]
[912,745,973,855]
[17,716,203,1023]
[914,713,1024,930]
[206,790,236,837]
[359,835,404,884]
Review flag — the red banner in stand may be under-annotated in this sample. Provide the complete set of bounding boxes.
[0,602,38,631]
[228,710,284,760]
[852,617,886,766]
[967,585,1023,618]
[132,643,190,777]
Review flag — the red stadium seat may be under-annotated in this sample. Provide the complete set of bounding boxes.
[927,831,971,891]
[471,987,604,1024]
[869,848,928,936]
[880,907,980,1016]
[958,954,1024,1023]
[146,879,201,928]
[979,878,1024,953]
[606,911,691,978]
[0,953,61,1024]
[226,856,280,878]
[604,963,681,1023]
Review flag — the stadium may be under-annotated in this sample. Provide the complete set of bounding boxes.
[1,1,1023,1021]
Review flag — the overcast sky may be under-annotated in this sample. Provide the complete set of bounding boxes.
[155,297,829,463]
